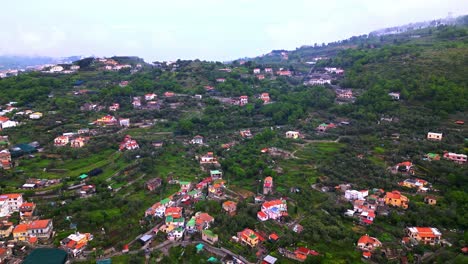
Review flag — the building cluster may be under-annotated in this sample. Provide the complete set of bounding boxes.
[54,131,91,148]
[344,188,409,225]
[0,193,54,246]
[119,135,139,151]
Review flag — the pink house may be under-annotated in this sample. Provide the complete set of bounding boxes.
[54,136,69,147]
[253,68,261,74]
[443,152,467,164]
[239,96,248,106]
[257,199,288,221]
[260,93,270,104]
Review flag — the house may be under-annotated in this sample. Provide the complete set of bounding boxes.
[253,68,261,74]
[70,137,86,148]
[165,207,183,218]
[0,247,12,263]
[276,70,292,76]
[424,153,441,161]
[179,181,192,193]
[202,230,218,245]
[19,202,36,221]
[164,92,175,97]
[357,234,382,251]
[0,117,18,129]
[388,92,400,100]
[222,201,237,216]
[1,193,23,212]
[200,152,217,164]
[119,81,129,87]
[145,178,162,191]
[316,123,336,132]
[109,103,120,111]
[61,232,93,257]
[216,78,226,83]
[210,170,223,179]
[152,141,164,148]
[344,190,369,201]
[259,93,270,104]
[191,135,204,145]
[257,74,265,80]
[292,224,303,233]
[79,185,96,197]
[443,152,467,164]
[119,135,139,151]
[29,112,43,119]
[237,228,259,247]
[50,65,64,72]
[384,191,409,209]
[196,177,213,190]
[240,129,252,138]
[119,118,130,127]
[145,93,157,101]
[258,199,288,221]
[305,77,332,85]
[265,68,273,73]
[195,212,214,231]
[132,97,142,108]
[263,176,273,195]
[167,227,184,241]
[28,219,53,239]
[0,222,13,238]
[335,89,353,99]
[13,223,29,241]
[285,131,300,139]
[208,179,225,196]
[399,178,430,191]
[263,255,278,264]
[324,67,344,74]
[239,96,248,106]
[405,227,442,245]
[427,132,442,141]
[393,161,415,175]
[424,195,437,205]
[0,150,12,169]
[95,115,118,126]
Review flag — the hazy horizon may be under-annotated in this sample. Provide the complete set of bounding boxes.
[1,0,467,62]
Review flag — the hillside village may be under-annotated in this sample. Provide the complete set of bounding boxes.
[0,22,466,263]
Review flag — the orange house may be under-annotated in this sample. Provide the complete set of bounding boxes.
[384,190,409,209]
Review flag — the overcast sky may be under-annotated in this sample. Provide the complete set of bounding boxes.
[1,0,466,61]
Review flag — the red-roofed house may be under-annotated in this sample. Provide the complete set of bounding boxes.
[119,135,139,151]
[237,228,259,247]
[54,136,69,147]
[258,199,287,221]
[405,227,442,245]
[222,201,237,216]
[28,219,53,239]
[260,93,270,104]
[357,235,382,251]
[19,202,36,221]
[145,93,157,101]
[385,191,409,209]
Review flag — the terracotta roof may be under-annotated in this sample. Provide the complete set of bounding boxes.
[28,219,51,229]
[5,193,22,199]
[358,235,380,245]
[269,233,279,240]
[13,224,28,233]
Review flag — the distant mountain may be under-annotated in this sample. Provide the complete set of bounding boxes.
[0,55,83,71]
[243,14,468,65]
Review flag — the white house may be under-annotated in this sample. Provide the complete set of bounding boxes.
[344,190,368,201]
[50,66,64,73]
[0,120,18,129]
[427,132,442,141]
[388,92,400,100]
[29,112,43,119]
